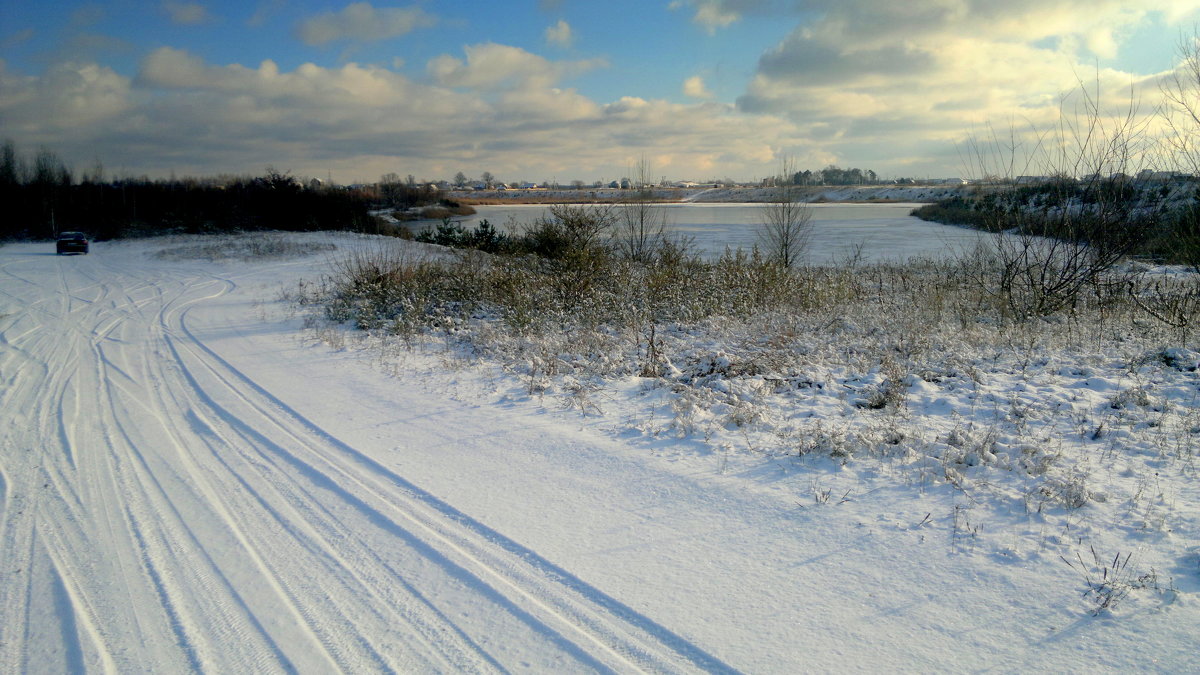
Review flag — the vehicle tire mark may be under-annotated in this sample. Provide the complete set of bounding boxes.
[172,301,735,674]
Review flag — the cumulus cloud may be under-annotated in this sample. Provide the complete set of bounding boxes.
[297,3,436,46]
[429,43,605,91]
[545,20,573,48]
[0,61,132,141]
[732,0,1196,175]
[1,45,805,182]
[683,75,713,99]
[162,1,212,26]
[669,0,752,33]
[13,1,1191,185]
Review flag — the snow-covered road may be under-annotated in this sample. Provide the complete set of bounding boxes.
[0,240,739,673]
[1,235,1195,673]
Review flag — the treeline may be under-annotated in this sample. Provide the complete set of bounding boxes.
[0,142,434,241]
[415,205,618,259]
[912,177,1200,270]
[790,166,881,186]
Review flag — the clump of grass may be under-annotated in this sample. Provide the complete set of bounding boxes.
[300,224,1199,482]
[157,232,336,261]
[1061,547,1170,615]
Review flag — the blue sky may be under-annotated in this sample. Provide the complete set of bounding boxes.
[2,1,1198,184]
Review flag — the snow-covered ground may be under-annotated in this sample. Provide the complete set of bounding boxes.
[1,232,1197,673]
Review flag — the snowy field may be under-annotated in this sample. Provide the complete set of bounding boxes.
[1,232,1198,673]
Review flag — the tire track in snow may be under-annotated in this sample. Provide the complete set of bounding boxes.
[154,279,478,672]
[6,268,169,670]
[76,274,297,673]
[149,268,690,671]
[164,339,606,672]
[38,523,120,673]
[170,294,737,674]
[0,464,7,531]
[0,252,103,672]
[1,241,736,673]
[1,247,288,672]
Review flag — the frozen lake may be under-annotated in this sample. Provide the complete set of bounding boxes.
[452,202,991,263]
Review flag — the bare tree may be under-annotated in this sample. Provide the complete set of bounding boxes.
[1161,32,1200,176]
[615,156,670,262]
[964,77,1158,319]
[757,156,812,268]
[1,139,23,186]
[542,203,617,250]
[1160,32,1200,272]
[379,172,406,206]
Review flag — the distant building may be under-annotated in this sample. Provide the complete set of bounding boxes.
[1137,169,1183,182]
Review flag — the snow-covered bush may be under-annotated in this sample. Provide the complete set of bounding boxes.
[156,232,337,261]
[302,237,1200,546]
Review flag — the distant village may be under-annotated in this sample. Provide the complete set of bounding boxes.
[333,167,1196,195]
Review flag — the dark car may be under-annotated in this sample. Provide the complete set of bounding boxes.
[56,232,89,255]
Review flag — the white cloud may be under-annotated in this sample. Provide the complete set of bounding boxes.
[162,1,212,26]
[683,75,713,99]
[13,1,1197,185]
[0,61,132,140]
[670,0,746,33]
[297,3,436,46]
[1,46,807,182]
[732,0,1198,176]
[429,43,604,91]
[545,19,573,48]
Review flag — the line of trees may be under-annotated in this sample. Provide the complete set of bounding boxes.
[789,166,880,186]
[0,141,382,241]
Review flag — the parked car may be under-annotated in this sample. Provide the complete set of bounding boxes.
[56,232,89,255]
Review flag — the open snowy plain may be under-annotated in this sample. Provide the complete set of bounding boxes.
[1,232,1197,673]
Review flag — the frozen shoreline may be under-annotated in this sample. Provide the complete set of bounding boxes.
[450,184,973,204]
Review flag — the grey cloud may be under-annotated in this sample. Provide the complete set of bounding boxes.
[731,0,1189,178]
[2,28,35,50]
[758,39,936,86]
[248,0,286,28]
[162,1,213,26]
[683,0,1163,44]
[70,4,107,27]
[297,3,436,46]
[6,48,803,182]
[0,61,133,170]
